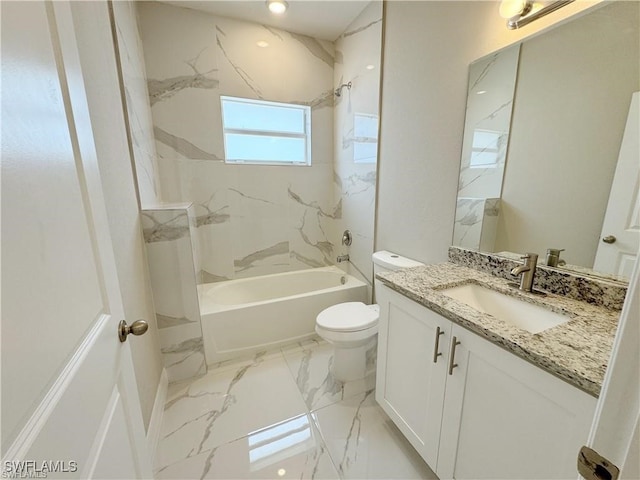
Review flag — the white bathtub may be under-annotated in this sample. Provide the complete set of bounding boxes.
[198,266,368,365]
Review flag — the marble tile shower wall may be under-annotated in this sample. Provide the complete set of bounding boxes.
[142,206,207,382]
[137,2,340,283]
[333,2,383,289]
[111,1,162,206]
[453,197,500,251]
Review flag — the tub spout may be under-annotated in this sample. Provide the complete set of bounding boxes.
[337,254,350,263]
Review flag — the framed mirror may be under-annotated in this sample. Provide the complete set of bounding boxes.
[453,1,639,282]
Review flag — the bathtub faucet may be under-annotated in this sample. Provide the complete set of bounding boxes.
[337,254,350,263]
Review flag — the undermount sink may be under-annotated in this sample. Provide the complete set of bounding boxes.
[440,283,570,334]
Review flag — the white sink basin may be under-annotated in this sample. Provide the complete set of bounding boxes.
[440,283,570,334]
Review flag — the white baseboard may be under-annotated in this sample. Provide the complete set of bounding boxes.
[146,368,168,466]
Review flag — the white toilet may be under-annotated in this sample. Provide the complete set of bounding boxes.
[315,251,424,382]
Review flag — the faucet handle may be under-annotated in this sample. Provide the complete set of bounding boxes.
[520,252,538,260]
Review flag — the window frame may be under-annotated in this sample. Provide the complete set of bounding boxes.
[220,95,312,166]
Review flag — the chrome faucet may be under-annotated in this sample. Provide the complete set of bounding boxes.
[510,253,538,292]
[337,254,350,263]
[545,248,566,267]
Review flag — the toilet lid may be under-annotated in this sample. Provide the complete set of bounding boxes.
[317,302,380,332]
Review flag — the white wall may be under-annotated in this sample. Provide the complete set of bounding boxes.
[72,1,163,431]
[376,0,603,264]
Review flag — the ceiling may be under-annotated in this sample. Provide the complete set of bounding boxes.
[158,1,371,41]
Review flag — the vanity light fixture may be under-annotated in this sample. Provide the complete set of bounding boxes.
[266,0,288,15]
[499,0,575,29]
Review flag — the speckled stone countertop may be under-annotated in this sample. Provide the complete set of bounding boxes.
[377,263,621,397]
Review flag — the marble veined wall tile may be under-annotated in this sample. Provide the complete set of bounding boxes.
[138,2,337,283]
[232,219,291,279]
[214,17,333,102]
[178,161,234,227]
[138,2,224,162]
[458,45,520,199]
[288,164,340,270]
[333,2,383,290]
[112,1,162,206]
[453,198,501,252]
[143,207,206,382]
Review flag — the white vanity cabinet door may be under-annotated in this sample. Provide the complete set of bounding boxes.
[375,283,450,468]
[436,324,597,480]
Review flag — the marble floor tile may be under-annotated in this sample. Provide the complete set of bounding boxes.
[312,390,438,480]
[155,352,308,472]
[155,340,435,480]
[282,340,375,411]
[279,336,324,356]
[156,414,340,480]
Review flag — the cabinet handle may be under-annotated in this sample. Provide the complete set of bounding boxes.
[433,326,445,363]
[448,336,461,375]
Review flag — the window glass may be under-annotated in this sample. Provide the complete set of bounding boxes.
[221,96,311,165]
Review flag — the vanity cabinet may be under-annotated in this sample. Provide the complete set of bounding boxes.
[375,283,450,467]
[375,283,597,480]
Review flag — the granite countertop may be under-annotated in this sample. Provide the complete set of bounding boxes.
[377,263,621,397]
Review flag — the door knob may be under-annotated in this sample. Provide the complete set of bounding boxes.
[118,320,149,342]
[602,235,617,244]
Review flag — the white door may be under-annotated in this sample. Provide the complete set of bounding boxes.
[593,92,640,279]
[584,257,640,479]
[1,1,152,478]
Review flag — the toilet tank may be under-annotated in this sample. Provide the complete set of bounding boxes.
[372,251,424,276]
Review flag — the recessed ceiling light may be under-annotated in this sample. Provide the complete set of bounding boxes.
[266,0,288,14]
[366,64,375,70]
[277,469,286,477]
[477,90,487,95]
[256,40,269,48]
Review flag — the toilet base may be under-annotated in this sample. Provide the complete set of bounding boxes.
[330,337,376,382]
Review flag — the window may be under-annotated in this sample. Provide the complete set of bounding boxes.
[353,113,378,164]
[469,129,504,168]
[221,96,311,165]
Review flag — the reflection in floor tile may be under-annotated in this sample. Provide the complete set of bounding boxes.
[312,390,438,480]
[155,340,435,479]
[157,414,340,480]
[282,340,375,411]
[155,352,308,472]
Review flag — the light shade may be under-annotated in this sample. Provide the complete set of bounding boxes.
[499,0,529,19]
[502,0,575,29]
[266,0,288,14]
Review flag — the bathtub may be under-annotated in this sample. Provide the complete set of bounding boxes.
[198,266,368,365]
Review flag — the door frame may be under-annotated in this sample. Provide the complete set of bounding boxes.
[586,254,639,476]
[1,1,152,476]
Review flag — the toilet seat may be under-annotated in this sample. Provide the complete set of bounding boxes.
[316,302,379,332]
